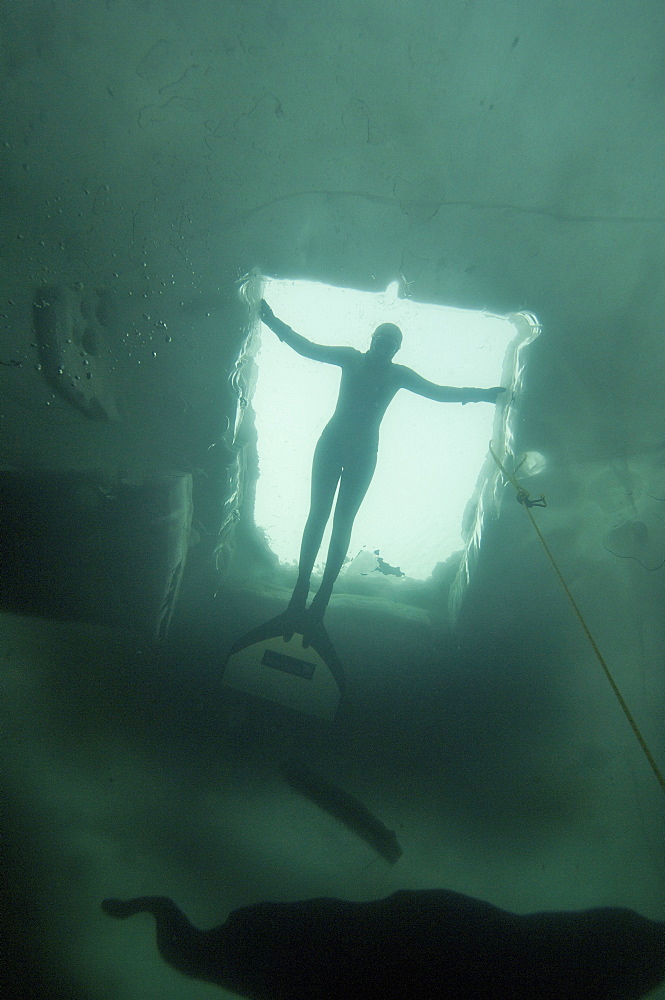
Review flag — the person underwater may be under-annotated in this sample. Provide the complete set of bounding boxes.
[259,298,505,633]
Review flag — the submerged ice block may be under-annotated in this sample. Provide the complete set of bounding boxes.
[33,283,118,421]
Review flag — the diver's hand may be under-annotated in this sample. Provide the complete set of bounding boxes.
[259,299,275,326]
[259,298,293,343]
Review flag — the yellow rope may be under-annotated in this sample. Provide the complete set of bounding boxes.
[489,444,665,795]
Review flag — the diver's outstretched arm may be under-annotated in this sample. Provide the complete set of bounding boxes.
[399,365,505,404]
[259,299,353,366]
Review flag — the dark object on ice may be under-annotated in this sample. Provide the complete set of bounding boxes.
[281,761,402,864]
[222,612,345,721]
[373,551,405,577]
[101,889,665,999]
[33,283,118,420]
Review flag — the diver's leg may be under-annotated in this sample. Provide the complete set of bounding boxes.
[288,433,342,613]
[308,451,377,620]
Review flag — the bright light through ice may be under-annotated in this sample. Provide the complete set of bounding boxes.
[252,279,515,582]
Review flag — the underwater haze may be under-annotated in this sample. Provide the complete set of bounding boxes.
[1,1,665,998]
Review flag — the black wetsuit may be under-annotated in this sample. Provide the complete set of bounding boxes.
[262,307,497,620]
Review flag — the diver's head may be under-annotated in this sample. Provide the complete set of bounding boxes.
[369,323,402,360]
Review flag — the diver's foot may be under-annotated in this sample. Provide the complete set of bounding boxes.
[307,593,329,622]
[280,603,306,642]
[288,580,310,611]
[301,599,328,648]
[300,611,318,649]
[286,595,307,616]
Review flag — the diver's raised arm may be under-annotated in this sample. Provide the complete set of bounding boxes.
[259,299,353,366]
[259,299,305,349]
[398,365,505,404]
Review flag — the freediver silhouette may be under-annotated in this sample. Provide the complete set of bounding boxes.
[259,298,504,634]
[102,888,665,999]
